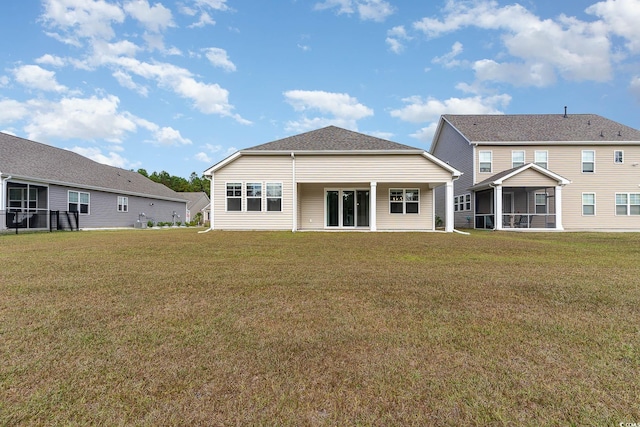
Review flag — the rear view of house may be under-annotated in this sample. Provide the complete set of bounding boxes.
[1,132,187,232]
[204,126,462,232]
[431,113,640,230]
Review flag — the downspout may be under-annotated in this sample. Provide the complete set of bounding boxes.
[0,173,11,231]
[291,152,296,232]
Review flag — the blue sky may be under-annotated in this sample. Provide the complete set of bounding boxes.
[1,0,640,179]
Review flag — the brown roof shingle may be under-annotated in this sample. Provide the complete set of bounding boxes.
[0,132,184,201]
[443,114,640,142]
[245,126,420,151]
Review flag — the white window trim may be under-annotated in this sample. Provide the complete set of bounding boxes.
[479,150,492,173]
[266,182,283,212]
[614,150,624,164]
[512,150,525,168]
[68,190,90,215]
[615,192,640,216]
[582,193,596,216]
[117,196,128,213]
[246,182,262,212]
[225,182,242,212]
[535,150,548,169]
[535,192,547,214]
[389,188,420,214]
[582,150,596,173]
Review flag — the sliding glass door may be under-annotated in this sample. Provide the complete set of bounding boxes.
[325,189,369,228]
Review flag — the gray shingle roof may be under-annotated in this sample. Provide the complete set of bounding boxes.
[0,132,185,201]
[443,114,640,142]
[245,126,421,151]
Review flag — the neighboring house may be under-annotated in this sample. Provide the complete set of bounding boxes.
[203,126,462,232]
[430,113,640,230]
[181,191,210,225]
[0,132,187,231]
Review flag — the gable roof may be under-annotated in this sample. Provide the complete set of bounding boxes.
[470,163,571,191]
[245,126,421,151]
[0,132,185,202]
[205,126,462,177]
[440,114,640,145]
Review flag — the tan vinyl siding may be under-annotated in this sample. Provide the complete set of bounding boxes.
[213,155,293,230]
[295,154,452,183]
[377,184,433,231]
[502,168,559,187]
[298,183,328,231]
[478,144,640,229]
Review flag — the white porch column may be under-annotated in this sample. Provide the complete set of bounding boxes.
[291,153,297,232]
[555,185,564,230]
[209,173,215,230]
[445,181,454,232]
[495,185,503,230]
[370,181,377,231]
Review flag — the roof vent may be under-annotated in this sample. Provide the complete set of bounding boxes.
[563,106,568,118]
[600,130,604,137]
[587,120,591,125]
[618,131,622,137]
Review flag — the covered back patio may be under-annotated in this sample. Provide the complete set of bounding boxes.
[471,164,571,231]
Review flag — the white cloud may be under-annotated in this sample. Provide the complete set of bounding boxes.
[0,99,29,124]
[283,90,374,133]
[194,152,212,163]
[41,0,126,43]
[386,25,411,54]
[188,12,215,28]
[390,94,511,124]
[0,76,9,87]
[68,146,134,169]
[35,54,66,67]
[149,126,192,146]
[112,70,149,96]
[314,0,394,21]
[124,0,174,33]
[413,0,613,86]
[203,47,236,72]
[23,95,137,142]
[194,0,229,11]
[12,65,68,93]
[587,0,640,53]
[432,41,464,68]
[409,122,440,144]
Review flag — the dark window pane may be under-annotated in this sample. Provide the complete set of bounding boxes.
[227,198,241,211]
[406,202,419,214]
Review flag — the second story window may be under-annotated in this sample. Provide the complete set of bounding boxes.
[512,151,525,168]
[582,150,595,173]
[535,151,548,169]
[614,150,624,164]
[479,151,492,173]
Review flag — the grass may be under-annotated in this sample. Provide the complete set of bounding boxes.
[1,229,639,426]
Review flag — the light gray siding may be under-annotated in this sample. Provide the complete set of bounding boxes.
[49,185,186,228]
[432,121,474,228]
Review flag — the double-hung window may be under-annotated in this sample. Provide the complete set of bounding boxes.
[117,196,128,212]
[390,189,419,214]
[246,183,262,211]
[69,191,90,214]
[582,193,595,216]
[479,151,492,173]
[535,193,547,214]
[535,151,548,169]
[454,194,471,212]
[582,150,595,173]
[616,193,640,215]
[266,183,282,212]
[512,151,525,168]
[226,183,242,211]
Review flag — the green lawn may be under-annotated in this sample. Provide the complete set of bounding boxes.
[1,229,639,425]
